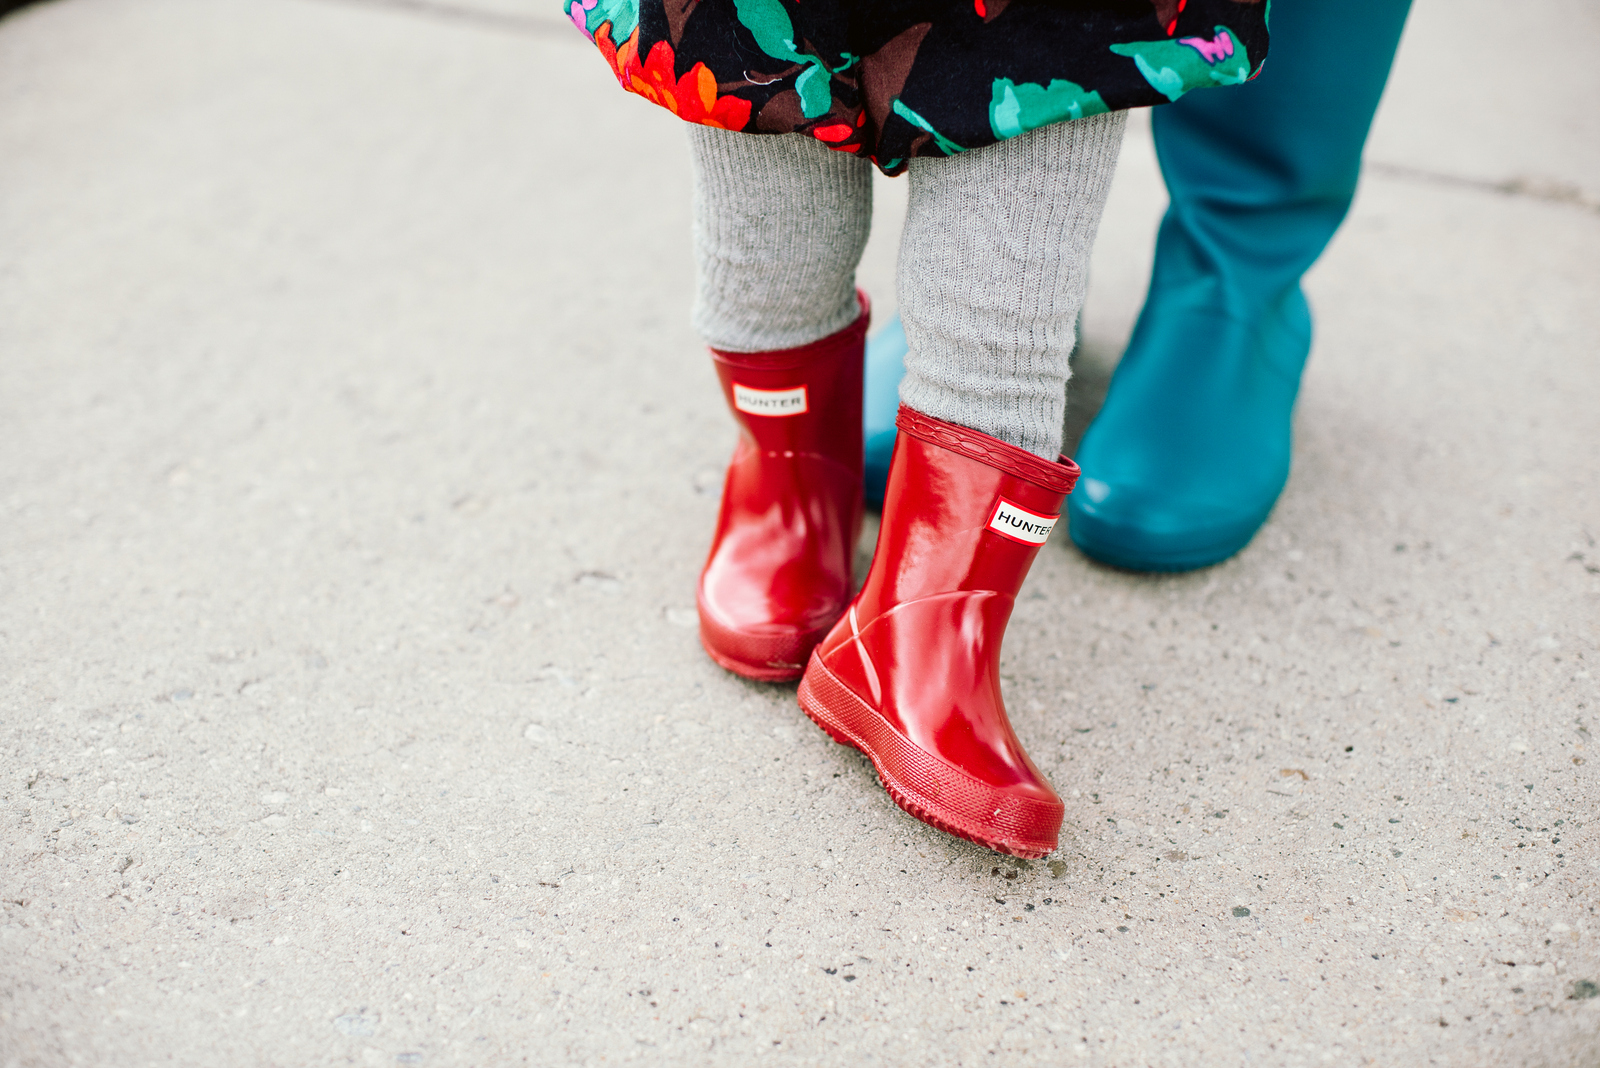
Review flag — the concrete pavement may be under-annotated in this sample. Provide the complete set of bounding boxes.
[2,0,1598,1065]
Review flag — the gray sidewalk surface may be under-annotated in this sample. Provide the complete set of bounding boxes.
[2,1,1598,1065]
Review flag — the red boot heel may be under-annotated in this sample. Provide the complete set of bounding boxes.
[798,406,1079,857]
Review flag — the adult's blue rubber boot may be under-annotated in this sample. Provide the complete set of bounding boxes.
[862,314,907,507]
[1067,0,1413,571]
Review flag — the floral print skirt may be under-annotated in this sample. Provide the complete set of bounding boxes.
[565,0,1271,175]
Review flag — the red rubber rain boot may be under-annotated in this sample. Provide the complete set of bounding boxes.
[697,299,870,682]
[798,407,1079,857]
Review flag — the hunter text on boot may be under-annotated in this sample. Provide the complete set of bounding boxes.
[987,498,1059,545]
[733,383,808,416]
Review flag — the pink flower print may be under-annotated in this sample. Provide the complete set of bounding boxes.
[1178,29,1234,65]
[569,0,598,38]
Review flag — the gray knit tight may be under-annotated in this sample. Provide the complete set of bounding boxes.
[688,114,1126,460]
[689,128,872,354]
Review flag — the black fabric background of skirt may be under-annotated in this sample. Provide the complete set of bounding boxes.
[566,0,1272,173]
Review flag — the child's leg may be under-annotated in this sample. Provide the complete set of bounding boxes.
[796,115,1124,856]
[687,126,873,352]
[687,127,875,682]
[896,112,1126,460]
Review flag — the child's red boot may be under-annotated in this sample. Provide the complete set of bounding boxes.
[698,300,870,681]
[798,407,1078,857]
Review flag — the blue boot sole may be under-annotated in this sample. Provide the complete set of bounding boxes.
[1066,496,1271,573]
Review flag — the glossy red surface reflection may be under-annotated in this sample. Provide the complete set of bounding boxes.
[799,407,1079,857]
[697,300,869,681]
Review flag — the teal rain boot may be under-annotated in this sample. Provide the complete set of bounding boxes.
[1067,0,1413,571]
[862,314,907,507]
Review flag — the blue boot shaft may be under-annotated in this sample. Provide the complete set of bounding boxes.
[1068,0,1413,572]
[863,315,907,507]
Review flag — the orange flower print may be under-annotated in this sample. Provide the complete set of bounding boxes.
[624,40,753,130]
[594,20,641,87]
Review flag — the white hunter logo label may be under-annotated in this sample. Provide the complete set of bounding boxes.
[987,498,1059,545]
[733,383,808,416]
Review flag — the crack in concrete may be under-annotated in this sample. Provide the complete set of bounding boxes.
[281,4,1598,224]
[1368,161,1599,215]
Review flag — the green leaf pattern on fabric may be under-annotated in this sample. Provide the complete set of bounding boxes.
[568,0,638,40]
[1110,26,1251,103]
[891,99,964,155]
[568,0,1272,175]
[732,0,832,118]
[988,78,1109,140]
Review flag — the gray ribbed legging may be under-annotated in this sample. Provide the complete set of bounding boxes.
[689,113,1126,461]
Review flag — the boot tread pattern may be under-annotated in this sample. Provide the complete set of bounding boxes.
[798,654,1060,858]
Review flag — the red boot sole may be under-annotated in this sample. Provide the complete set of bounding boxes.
[700,637,806,683]
[797,654,1062,859]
